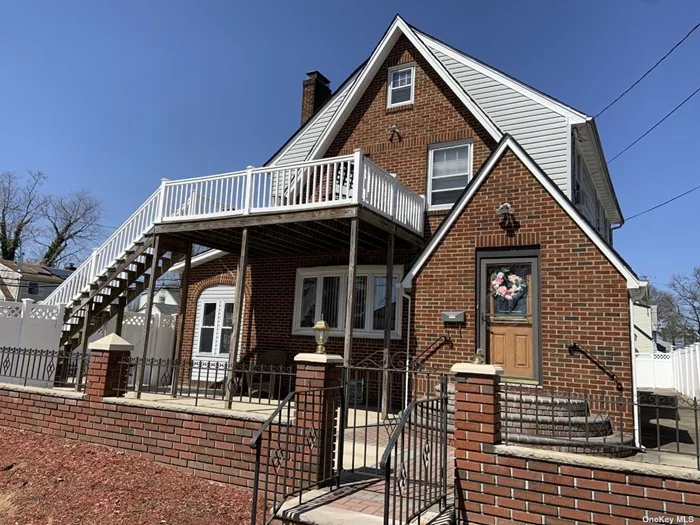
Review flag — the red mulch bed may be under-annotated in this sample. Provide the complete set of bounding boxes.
[0,427,253,524]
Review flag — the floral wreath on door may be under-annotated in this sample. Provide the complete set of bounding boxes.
[490,268,527,302]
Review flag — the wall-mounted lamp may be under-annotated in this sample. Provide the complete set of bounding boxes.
[496,202,517,231]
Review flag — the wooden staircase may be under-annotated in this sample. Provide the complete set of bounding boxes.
[59,236,181,351]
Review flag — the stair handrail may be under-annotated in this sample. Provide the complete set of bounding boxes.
[568,342,624,392]
[43,188,162,306]
[380,377,449,524]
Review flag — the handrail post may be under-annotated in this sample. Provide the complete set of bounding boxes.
[88,248,99,280]
[389,171,398,220]
[250,442,262,525]
[353,148,364,204]
[156,178,169,222]
[243,165,254,214]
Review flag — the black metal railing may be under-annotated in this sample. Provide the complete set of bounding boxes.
[502,382,700,470]
[380,376,449,524]
[250,386,343,525]
[0,347,88,390]
[342,364,447,476]
[116,357,295,406]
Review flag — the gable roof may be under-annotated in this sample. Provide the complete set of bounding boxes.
[0,260,68,284]
[400,135,644,292]
[306,16,503,160]
[267,15,622,223]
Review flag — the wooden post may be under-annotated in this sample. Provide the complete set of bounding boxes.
[135,235,161,398]
[75,303,93,392]
[226,228,249,408]
[171,242,192,397]
[381,233,394,419]
[114,296,126,337]
[343,218,359,367]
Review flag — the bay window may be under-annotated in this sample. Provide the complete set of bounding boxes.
[293,266,403,338]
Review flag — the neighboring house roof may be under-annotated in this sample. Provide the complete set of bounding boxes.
[656,338,674,353]
[400,135,645,293]
[0,260,67,285]
[137,302,179,316]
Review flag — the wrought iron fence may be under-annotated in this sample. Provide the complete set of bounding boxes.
[116,357,296,406]
[0,346,88,390]
[380,376,449,524]
[250,386,343,525]
[502,382,700,470]
[342,363,448,476]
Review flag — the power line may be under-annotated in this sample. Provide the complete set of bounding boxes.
[606,86,700,165]
[596,21,700,118]
[626,184,700,222]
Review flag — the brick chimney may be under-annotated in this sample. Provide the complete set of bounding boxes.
[301,71,331,126]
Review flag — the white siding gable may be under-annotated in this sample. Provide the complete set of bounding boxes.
[270,74,359,166]
[425,44,572,196]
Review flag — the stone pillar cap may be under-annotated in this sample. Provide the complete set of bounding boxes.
[451,363,503,376]
[294,353,344,365]
[88,333,134,352]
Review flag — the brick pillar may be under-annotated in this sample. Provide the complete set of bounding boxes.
[84,334,133,400]
[293,353,343,486]
[451,363,503,525]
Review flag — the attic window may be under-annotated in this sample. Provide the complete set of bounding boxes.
[387,64,414,108]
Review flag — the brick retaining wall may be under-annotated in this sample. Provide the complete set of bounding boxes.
[0,384,278,489]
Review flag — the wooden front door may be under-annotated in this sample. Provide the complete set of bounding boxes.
[479,256,539,381]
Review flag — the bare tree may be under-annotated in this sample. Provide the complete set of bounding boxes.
[0,171,46,261]
[39,190,103,267]
[669,267,700,339]
[650,285,696,346]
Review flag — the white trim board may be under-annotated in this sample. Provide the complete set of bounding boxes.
[170,249,226,273]
[400,135,645,292]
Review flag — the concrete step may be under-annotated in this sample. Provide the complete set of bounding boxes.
[504,432,637,458]
[502,411,613,438]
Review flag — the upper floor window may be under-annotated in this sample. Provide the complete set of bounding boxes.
[387,64,414,108]
[27,282,39,295]
[428,141,473,210]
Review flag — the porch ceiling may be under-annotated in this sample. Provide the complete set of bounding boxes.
[154,206,422,257]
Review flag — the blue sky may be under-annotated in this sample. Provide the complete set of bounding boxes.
[1,1,698,289]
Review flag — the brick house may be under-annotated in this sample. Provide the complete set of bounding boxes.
[164,17,647,399]
[44,16,647,433]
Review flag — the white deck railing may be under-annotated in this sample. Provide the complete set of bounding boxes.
[43,152,425,306]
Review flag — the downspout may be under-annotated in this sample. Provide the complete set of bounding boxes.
[403,288,412,408]
[629,296,641,448]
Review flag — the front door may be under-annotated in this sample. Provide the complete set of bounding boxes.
[479,255,539,381]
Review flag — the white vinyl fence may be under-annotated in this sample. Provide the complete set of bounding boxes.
[0,300,66,387]
[0,300,65,351]
[634,352,674,389]
[91,311,177,387]
[635,344,700,398]
[671,343,700,398]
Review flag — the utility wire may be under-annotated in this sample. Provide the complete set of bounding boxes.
[596,21,700,118]
[625,184,700,222]
[606,86,700,166]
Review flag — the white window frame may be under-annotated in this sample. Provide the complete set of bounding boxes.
[193,285,236,360]
[427,140,474,211]
[387,63,415,109]
[292,265,403,339]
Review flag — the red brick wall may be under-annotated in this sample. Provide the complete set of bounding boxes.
[457,450,700,524]
[453,369,700,524]
[323,34,498,238]
[0,387,272,489]
[413,150,632,400]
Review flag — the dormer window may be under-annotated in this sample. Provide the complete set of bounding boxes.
[387,64,414,108]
